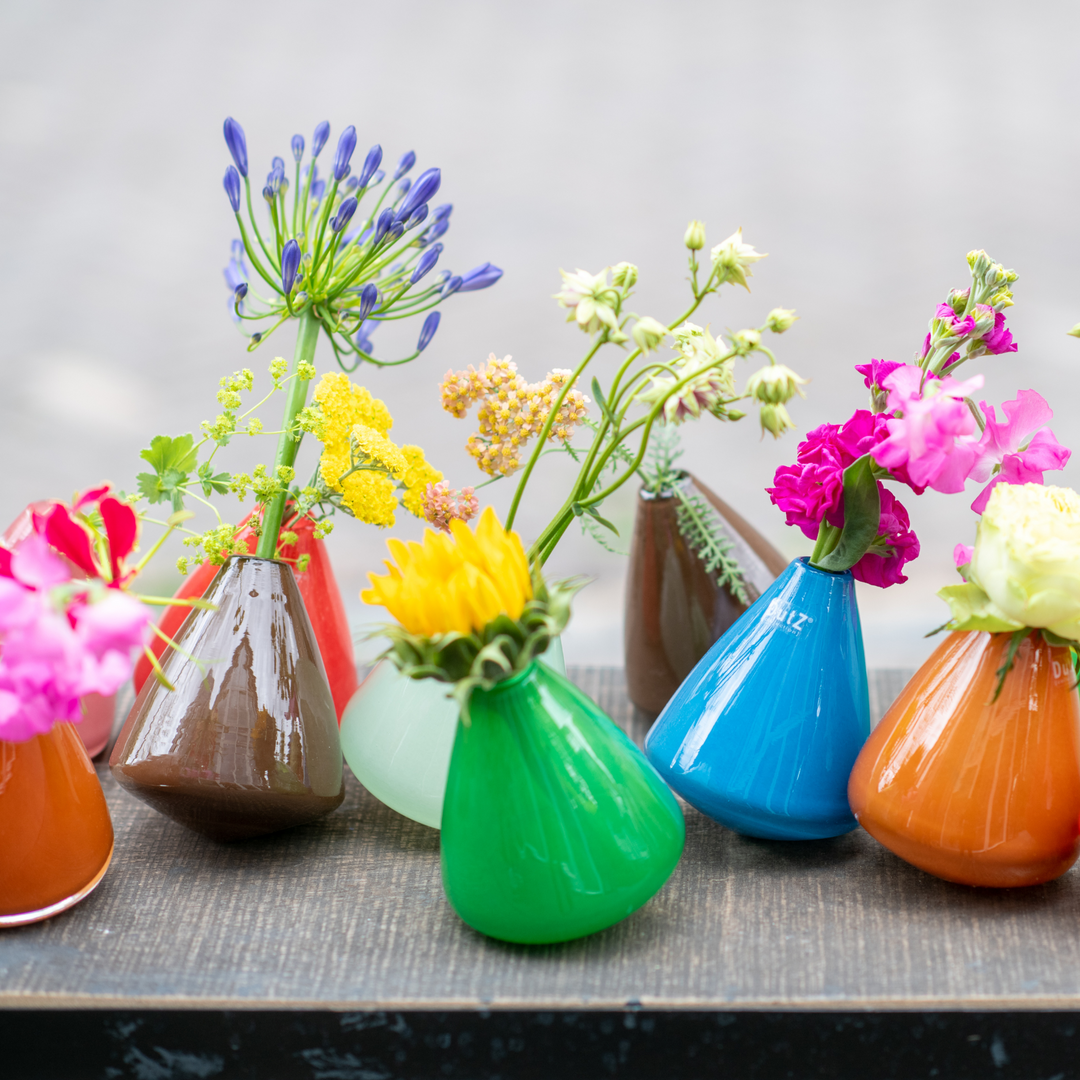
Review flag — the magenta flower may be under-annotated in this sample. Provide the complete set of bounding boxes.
[966,390,1071,512]
[855,359,903,392]
[935,302,976,339]
[954,543,974,568]
[974,306,1018,355]
[870,367,984,492]
[850,486,921,588]
[767,410,889,539]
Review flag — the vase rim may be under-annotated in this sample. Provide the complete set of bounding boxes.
[795,555,853,581]
[473,661,540,696]
[638,472,690,502]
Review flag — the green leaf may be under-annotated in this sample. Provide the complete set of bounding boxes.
[936,583,1024,633]
[591,377,617,426]
[816,455,880,573]
[198,462,232,498]
[571,501,619,536]
[139,434,198,475]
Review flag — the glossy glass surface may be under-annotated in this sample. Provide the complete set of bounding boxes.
[341,640,565,829]
[645,557,870,840]
[111,556,345,841]
[132,513,358,720]
[0,723,114,926]
[441,661,685,944]
[625,475,786,716]
[849,631,1080,887]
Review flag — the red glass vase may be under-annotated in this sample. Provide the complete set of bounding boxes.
[133,512,357,720]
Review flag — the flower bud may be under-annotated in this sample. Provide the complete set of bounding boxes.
[311,121,331,159]
[417,311,441,352]
[330,196,358,233]
[423,219,450,245]
[395,177,412,202]
[387,221,405,244]
[373,208,395,244]
[357,144,383,187]
[358,283,379,319]
[432,203,453,222]
[333,125,357,182]
[1069,323,1080,339]
[404,204,429,231]
[746,364,808,405]
[311,179,326,203]
[223,166,241,212]
[370,169,385,186]
[223,117,248,177]
[725,408,747,421]
[262,184,275,203]
[759,402,796,439]
[411,245,442,284]
[611,261,638,288]
[281,239,301,294]
[631,315,669,353]
[442,275,463,297]
[394,150,416,180]
[729,327,762,354]
[684,220,706,250]
[291,134,304,163]
[399,167,441,219]
[344,177,359,191]
[765,307,797,334]
[458,262,504,292]
[234,283,248,302]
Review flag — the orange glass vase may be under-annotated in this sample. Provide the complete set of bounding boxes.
[0,723,114,926]
[849,630,1080,887]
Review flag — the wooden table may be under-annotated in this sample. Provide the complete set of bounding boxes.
[4,668,1080,1080]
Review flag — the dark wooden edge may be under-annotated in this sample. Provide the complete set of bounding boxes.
[4,1009,1078,1079]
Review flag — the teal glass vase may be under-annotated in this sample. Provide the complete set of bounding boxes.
[340,639,564,829]
[440,661,685,944]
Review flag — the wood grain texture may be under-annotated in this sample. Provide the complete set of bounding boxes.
[5,666,1080,1013]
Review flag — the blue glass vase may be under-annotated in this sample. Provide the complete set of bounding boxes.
[644,557,870,840]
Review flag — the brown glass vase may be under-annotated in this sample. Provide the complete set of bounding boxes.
[624,473,788,716]
[110,556,345,841]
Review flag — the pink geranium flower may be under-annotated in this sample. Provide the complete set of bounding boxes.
[966,390,1070,512]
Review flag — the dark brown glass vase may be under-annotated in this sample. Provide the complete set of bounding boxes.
[110,556,345,841]
[625,473,788,716]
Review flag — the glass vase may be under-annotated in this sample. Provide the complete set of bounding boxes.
[340,639,565,829]
[111,556,345,841]
[0,723,114,927]
[440,661,685,944]
[644,556,870,840]
[625,473,787,715]
[849,630,1080,887]
[132,512,358,721]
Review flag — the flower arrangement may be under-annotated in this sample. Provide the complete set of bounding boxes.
[438,224,806,565]
[767,250,1069,586]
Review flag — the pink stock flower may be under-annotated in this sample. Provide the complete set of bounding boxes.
[855,359,903,391]
[954,543,974,568]
[870,366,984,493]
[935,302,976,339]
[974,306,1018,355]
[850,485,921,589]
[966,390,1071,513]
[767,410,889,539]
[919,334,960,369]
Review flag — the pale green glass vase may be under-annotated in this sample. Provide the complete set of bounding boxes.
[340,639,565,828]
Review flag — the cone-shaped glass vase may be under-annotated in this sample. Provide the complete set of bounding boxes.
[441,661,685,944]
[624,474,787,715]
[132,513,357,720]
[1,723,114,926]
[111,556,344,841]
[645,557,870,840]
[849,631,1080,887]
[341,639,565,829]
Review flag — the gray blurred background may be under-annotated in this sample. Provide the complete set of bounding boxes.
[1,0,1078,669]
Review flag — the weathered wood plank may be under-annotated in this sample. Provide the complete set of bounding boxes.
[7,666,1080,1013]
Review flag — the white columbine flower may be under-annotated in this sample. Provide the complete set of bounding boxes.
[631,316,669,353]
[710,228,766,290]
[553,268,619,335]
[746,364,809,405]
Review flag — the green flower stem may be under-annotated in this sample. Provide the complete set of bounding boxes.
[243,176,281,275]
[810,520,841,565]
[291,161,303,238]
[234,213,284,296]
[310,177,341,277]
[255,308,321,559]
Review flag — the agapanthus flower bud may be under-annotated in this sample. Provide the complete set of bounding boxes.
[291,134,304,163]
[404,204,429,230]
[311,180,326,202]
[358,283,379,319]
[399,168,441,218]
[333,125,357,182]
[373,208,395,244]
[262,184,275,203]
[234,283,248,302]
[611,262,638,288]
[432,203,453,222]
[223,117,248,178]
[684,220,706,250]
[387,221,405,244]
[223,166,241,212]
[395,177,412,202]
[459,262,504,292]
[765,308,798,334]
[411,245,442,284]
[423,219,450,245]
[281,239,301,294]
[272,156,285,173]
[358,144,382,187]
[442,275,463,296]
[394,150,416,180]
[344,177,359,191]
[746,364,808,405]
[417,311,441,352]
[370,169,385,186]
[311,121,331,158]
[631,316,669,353]
[331,196,358,233]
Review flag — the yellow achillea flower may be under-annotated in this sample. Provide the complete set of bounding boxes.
[362,507,532,637]
[313,372,393,443]
[399,445,443,517]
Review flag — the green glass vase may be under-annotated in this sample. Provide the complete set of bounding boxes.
[440,662,685,944]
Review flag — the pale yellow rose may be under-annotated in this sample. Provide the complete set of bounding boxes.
[967,483,1080,639]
